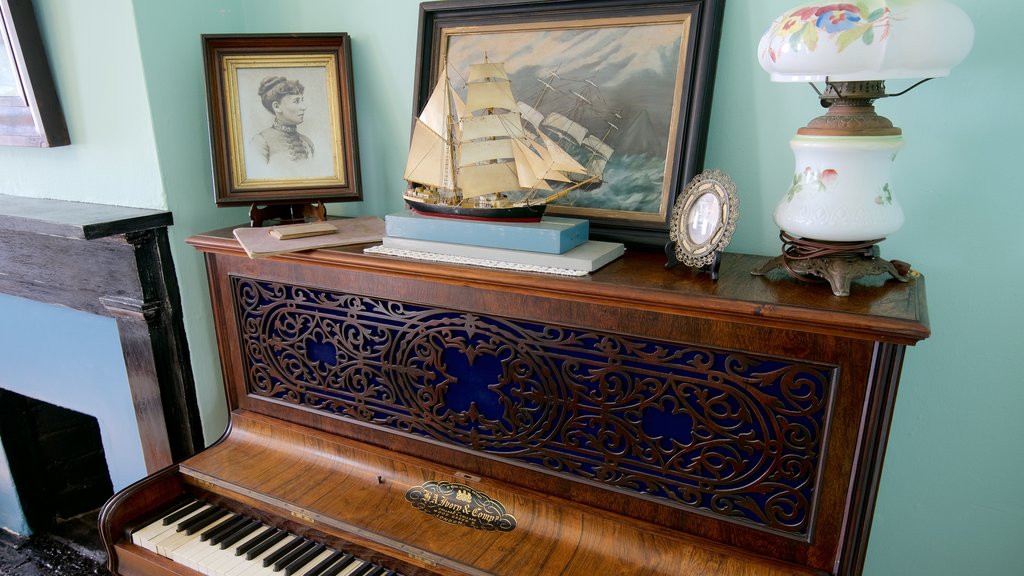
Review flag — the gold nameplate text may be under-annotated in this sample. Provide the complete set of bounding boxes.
[405,481,516,532]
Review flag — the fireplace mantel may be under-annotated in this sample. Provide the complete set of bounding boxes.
[0,194,201,471]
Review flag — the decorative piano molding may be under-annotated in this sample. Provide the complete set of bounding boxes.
[233,276,834,539]
[0,194,202,469]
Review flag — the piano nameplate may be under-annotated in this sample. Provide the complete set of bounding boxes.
[405,481,516,532]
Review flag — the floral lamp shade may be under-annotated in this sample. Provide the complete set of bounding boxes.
[758,0,974,82]
[752,1,973,294]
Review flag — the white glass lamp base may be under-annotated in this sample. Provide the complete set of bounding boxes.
[773,134,904,242]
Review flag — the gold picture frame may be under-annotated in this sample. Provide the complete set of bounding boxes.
[203,34,361,209]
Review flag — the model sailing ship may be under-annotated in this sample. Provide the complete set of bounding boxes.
[403,58,610,221]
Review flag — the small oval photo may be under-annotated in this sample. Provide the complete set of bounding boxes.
[687,192,721,246]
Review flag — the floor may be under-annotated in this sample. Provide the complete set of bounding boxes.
[0,511,107,576]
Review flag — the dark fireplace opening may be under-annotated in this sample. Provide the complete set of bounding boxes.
[0,389,113,532]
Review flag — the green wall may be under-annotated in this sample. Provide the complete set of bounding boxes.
[0,0,1019,573]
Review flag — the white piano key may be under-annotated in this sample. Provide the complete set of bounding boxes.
[184,517,246,573]
[171,513,235,568]
[204,531,266,576]
[135,501,394,576]
[152,507,219,557]
[202,523,268,576]
[132,502,210,552]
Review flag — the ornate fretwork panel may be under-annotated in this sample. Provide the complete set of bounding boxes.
[233,277,835,537]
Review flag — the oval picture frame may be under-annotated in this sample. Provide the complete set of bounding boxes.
[669,169,739,268]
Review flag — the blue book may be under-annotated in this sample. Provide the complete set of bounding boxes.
[384,210,589,254]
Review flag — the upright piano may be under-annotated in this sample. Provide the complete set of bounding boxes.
[100,227,929,576]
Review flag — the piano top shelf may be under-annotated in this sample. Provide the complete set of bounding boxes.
[187,226,929,347]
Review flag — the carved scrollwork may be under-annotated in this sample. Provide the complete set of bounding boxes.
[232,277,835,537]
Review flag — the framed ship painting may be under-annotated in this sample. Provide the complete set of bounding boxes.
[410,0,724,246]
[202,34,361,209]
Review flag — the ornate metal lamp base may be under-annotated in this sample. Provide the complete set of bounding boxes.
[751,234,912,297]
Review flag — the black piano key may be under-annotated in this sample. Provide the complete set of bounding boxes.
[174,504,218,532]
[245,529,288,560]
[207,514,249,544]
[303,550,346,576]
[200,513,244,542]
[161,500,205,526]
[283,543,327,576]
[262,535,305,567]
[236,525,277,556]
[184,508,231,536]
[273,539,318,572]
[220,518,261,549]
[177,505,226,534]
[320,553,358,576]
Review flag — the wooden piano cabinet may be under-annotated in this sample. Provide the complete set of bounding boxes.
[101,228,926,576]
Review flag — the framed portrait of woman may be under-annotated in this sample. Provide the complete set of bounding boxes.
[202,34,361,207]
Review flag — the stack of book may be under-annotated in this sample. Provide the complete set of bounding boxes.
[365,210,624,276]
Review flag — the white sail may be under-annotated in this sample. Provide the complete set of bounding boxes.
[461,113,525,141]
[468,62,508,83]
[512,138,557,189]
[465,80,518,114]
[517,101,545,130]
[539,132,587,176]
[418,68,451,137]
[542,112,588,145]
[587,156,609,179]
[458,162,521,199]
[404,66,455,190]
[459,139,515,167]
[404,119,453,189]
[583,134,614,160]
[520,138,572,184]
[451,88,466,124]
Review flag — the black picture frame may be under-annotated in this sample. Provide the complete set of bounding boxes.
[0,0,68,148]
[411,0,724,246]
[202,34,362,209]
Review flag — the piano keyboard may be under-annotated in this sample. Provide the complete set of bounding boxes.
[131,499,401,576]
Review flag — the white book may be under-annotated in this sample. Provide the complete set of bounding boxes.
[380,236,624,272]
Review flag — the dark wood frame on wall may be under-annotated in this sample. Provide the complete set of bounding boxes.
[412,0,725,247]
[202,34,361,209]
[0,0,67,147]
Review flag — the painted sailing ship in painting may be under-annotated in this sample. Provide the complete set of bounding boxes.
[403,58,601,222]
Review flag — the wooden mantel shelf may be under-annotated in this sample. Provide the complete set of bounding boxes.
[0,194,173,240]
